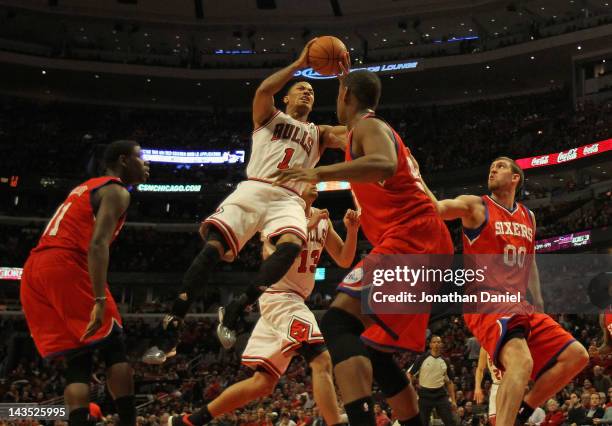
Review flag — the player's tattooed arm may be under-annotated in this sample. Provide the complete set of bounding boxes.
[253,39,317,128]
[324,209,360,268]
[83,184,130,341]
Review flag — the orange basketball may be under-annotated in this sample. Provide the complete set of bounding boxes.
[307,36,348,76]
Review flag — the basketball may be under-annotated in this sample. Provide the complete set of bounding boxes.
[308,36,348,76]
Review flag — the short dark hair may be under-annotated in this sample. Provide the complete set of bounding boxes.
[343,70,381,109]
[286,80,311,95]
[493,156,524,194]
[103,140,139,169]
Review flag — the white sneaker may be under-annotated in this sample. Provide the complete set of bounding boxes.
[141,346,167,365]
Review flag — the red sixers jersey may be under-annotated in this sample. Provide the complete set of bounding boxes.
[463,195,535,296]
[32,177,127,260]
[606,310,612,339]
[345,113,437,246]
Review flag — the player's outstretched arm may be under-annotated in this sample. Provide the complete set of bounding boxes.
[82,184,130,340]
[319,125,348,152]
[324,209,360,268]
[434,195,481,221]
[474,348,487,404]
[273,118,398,185]
[253,39,317,128]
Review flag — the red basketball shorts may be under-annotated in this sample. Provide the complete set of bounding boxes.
[20,250,123,359]
[464,313,575,380]
[337,215,454,352]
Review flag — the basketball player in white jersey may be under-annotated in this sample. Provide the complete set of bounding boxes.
[168,183,360,426]
[475,348,503,426]
[142,39,350,364]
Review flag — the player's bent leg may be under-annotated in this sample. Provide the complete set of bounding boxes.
[496,337,533,426]
[172,232,227,318]
[102,335,136,426]
[367,348,421,426]
[143,229,228,364]
[219,233,302,335]
[106,362,135,426]
[177,371,279,426]
[64,350,94,426]
[307,349,344,425]
[321,302,376,426]
[523,341,588,408]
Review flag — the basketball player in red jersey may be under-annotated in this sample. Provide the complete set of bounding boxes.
[20,140,149,426]
[430,157,589,426]
[274,69,454,426]
[142,39,349,364]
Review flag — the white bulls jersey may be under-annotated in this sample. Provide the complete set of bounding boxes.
[247,109,321,195]
[263,208,329,299]
[486,354,503,384]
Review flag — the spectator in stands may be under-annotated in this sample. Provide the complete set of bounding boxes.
[465,336,480,363]
[527,404,546,426]
[542,399,564,426]
[585,393,606,425]
[594,367,612,393]
[374,403,391,426]
[278,412,297,426]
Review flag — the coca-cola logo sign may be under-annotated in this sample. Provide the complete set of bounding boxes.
[556,148,578,163]
[516,138,611,170]
[582,143,599,155]
[531,155,549,166]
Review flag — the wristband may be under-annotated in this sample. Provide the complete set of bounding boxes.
[94,296,107,304]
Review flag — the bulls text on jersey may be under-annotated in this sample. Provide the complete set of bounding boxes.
[270,123,314,155]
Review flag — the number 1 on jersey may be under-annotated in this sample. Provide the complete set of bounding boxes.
[43,202,72,237]
[277,148,295,170]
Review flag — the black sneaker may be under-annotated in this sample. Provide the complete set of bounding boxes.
[141,314,182,365]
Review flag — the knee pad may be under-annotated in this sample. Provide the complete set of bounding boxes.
[65,350,94,385]
[320,307,368,365]
[367,347,409,398]
[299,342,328,364]
[99,331,128,367]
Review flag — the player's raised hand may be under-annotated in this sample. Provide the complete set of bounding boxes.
[343,209,360,232]
[337,52,351,82]
[293,38,318,69]
[272,167,320,185]
[308,208,329,229]
[81,302,105,341]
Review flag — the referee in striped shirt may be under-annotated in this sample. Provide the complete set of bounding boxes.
[408,335,457,426]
